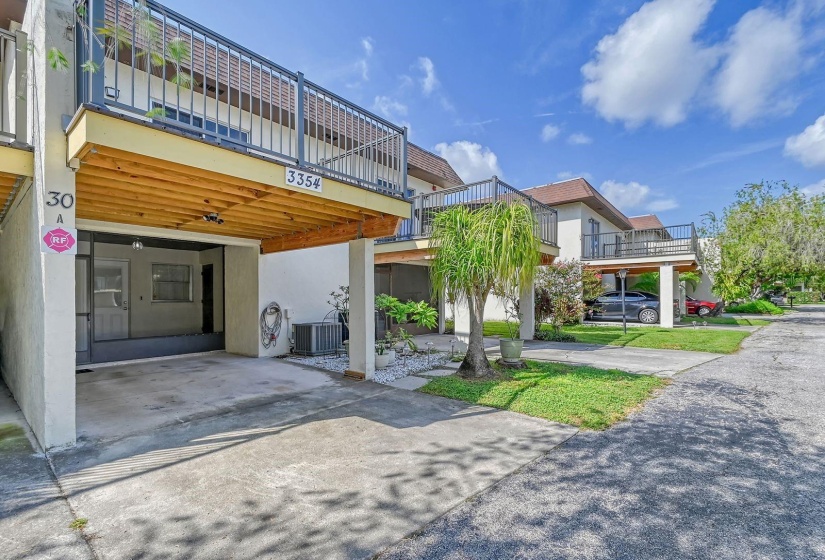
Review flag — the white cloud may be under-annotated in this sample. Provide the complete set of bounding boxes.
[372,96,408,120]
[568,133,593,145]
[714,7,803,126]
[361,37,374,57]
[785,113,825,167]
[434,141,503,183]
[581,0,717,128]
[541,124,561,142]
[417,57,439,95]
[801,179,825,196]
[600,180,679,212]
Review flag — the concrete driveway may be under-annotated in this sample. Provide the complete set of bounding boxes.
[4,354,576,560]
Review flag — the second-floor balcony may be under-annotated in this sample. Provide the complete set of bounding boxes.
[377,176,559,246]
[582,223,701,262]
[74,0,407,197]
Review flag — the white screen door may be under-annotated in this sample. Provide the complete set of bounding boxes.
[94,259,130,341]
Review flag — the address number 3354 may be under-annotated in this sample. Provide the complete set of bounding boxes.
[285,168,323,192]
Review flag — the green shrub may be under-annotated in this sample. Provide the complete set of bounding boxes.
[725,300,784,315]
[534,329,577,343]
[786,291,822,304]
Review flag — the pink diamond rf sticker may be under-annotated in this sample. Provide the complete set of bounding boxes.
[42,228,76,253]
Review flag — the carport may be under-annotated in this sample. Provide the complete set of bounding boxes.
[59,353,576,559]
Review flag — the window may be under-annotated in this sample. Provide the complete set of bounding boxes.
[152,264,192,302]
[151,102,249,143]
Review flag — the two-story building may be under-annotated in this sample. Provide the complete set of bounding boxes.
[0,0,454,449]
[524,177,705,326]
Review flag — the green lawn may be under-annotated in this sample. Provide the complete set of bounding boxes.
[481,321,750,354]
[419,361,668,430]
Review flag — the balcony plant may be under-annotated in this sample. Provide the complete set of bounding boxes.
[430,201,540,378]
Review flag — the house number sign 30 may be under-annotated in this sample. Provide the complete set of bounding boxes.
[46,191,75,209]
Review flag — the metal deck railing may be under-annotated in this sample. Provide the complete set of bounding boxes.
[74,0,407,196]
[581,223,699,260]
[377,176,559,245]
[0,28,27,143]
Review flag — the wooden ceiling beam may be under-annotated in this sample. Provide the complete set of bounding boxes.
[261,215,401,254]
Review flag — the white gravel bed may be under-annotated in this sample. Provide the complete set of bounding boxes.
[284,351,450,384]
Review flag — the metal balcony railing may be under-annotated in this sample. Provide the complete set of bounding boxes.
[377,176,559,245]
[74,0,407,196]
[0,28,27,144]
[582,223,699,260]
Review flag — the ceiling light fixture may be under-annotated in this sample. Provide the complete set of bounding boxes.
[132,238,144,251]
[203,212,224,225]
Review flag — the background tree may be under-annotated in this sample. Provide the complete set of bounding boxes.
[534,260,587,338]
[430,201,540,378]
[701,182,825,301]
[630,271,701,294]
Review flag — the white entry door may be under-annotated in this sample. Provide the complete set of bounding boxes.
[94,258,130,341]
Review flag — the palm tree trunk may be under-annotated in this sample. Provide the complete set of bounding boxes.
[458,288,495,378]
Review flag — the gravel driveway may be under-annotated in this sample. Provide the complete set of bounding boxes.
[379,306,825,560]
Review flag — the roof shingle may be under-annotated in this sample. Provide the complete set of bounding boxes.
[628,214,665,230]
[407,144,463,188]
[523,178,633,230]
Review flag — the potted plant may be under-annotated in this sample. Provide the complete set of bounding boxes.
[328,286,349,352]
[375,341,391,369]
[382,331,398,364]
[497,289,525,365]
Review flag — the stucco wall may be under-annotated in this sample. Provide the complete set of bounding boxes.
[258,243,349,356]
[0,185,49,443]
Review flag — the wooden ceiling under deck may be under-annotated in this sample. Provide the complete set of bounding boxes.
[74,144,403,251]
[0,172,21,210]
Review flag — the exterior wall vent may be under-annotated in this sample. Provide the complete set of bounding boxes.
[292,322,342,356]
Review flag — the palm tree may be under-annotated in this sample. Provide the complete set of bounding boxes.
[430,201,540,378]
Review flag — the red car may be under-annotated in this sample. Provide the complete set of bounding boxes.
[685,296,718,317]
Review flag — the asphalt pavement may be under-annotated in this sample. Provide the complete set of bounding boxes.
[379,305,825,560]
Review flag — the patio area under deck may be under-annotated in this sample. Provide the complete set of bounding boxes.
[66,107,410,251]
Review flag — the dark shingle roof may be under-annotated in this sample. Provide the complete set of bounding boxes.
[407,144,463,188]
[628,214,665,230]
[523,178,633,230]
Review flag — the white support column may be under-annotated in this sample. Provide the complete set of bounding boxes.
[437,285,447,334]
[659,264,675,328]
[346,239,375,380]
[678,277,687,317]
[519,280,535,340]
[454,299,471,352]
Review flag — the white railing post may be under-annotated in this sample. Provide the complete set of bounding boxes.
[14,30,27,143]
[296,72,305,167]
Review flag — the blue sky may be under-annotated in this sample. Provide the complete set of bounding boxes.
[163,0,825,226]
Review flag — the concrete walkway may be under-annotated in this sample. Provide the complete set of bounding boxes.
[0,355,577,560]
[379,306,825,559]
[414,334,723,377]
[0,382,91,560]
